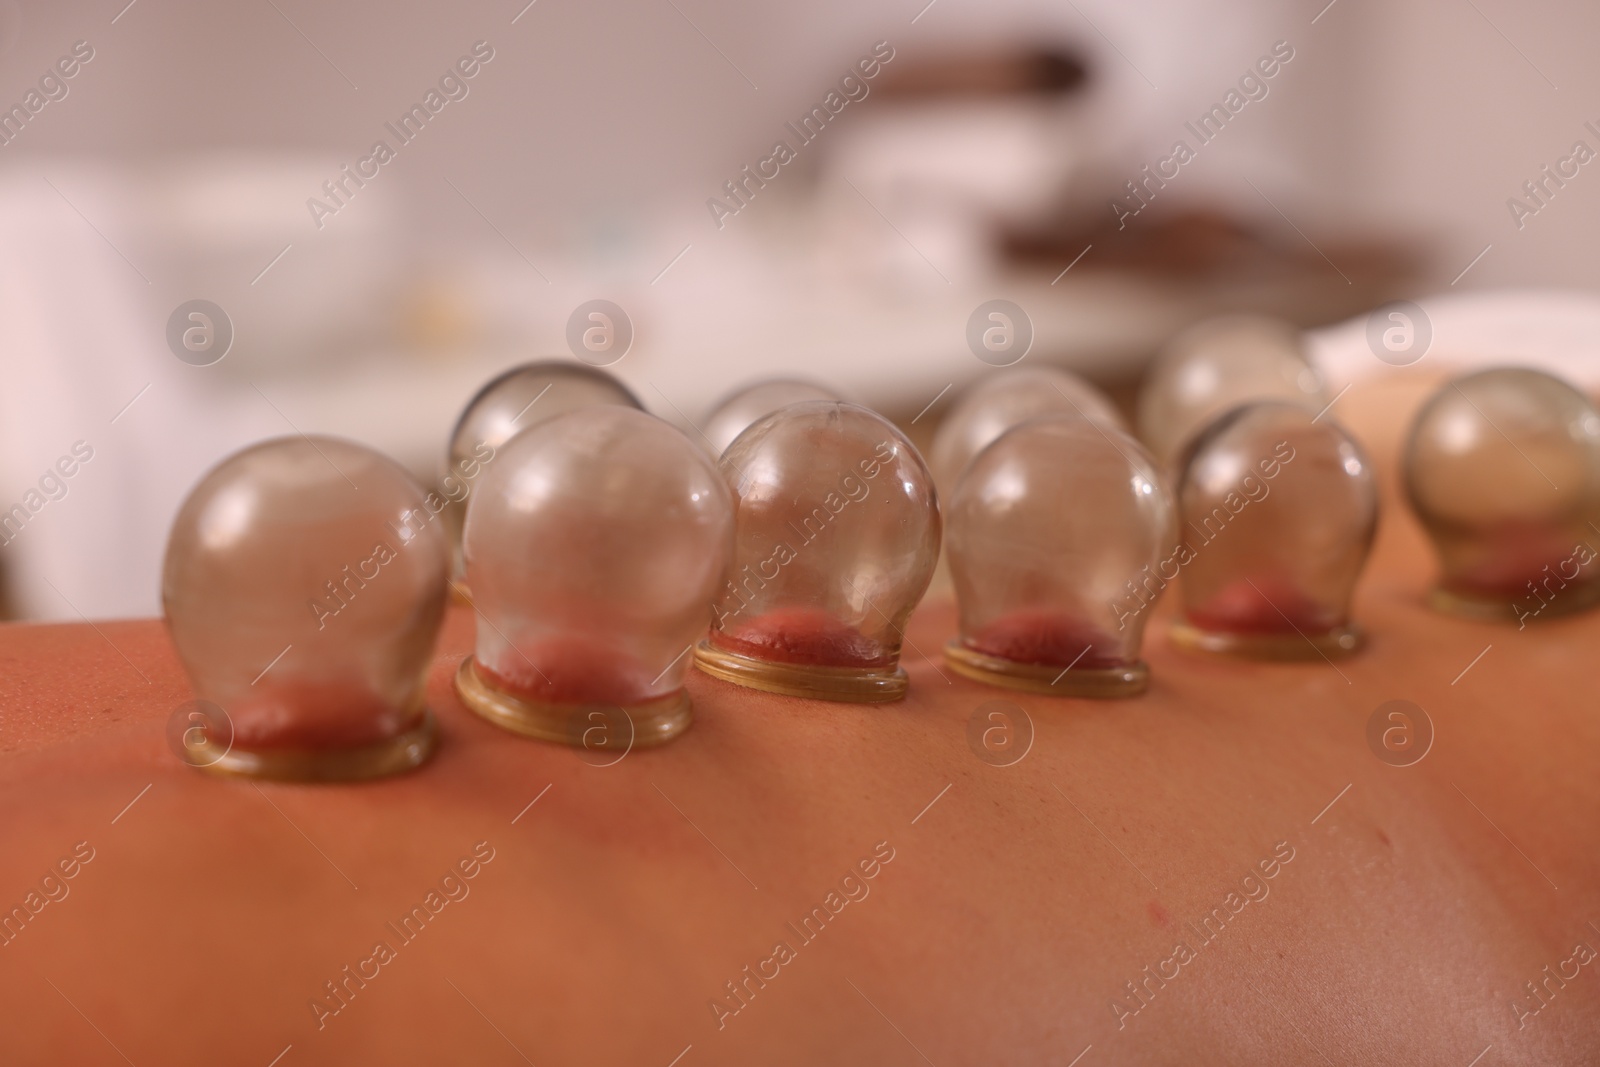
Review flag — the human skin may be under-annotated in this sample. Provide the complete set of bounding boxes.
[0,377,1597,1065]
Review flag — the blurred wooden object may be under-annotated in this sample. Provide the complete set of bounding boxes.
[874,48,1091,98]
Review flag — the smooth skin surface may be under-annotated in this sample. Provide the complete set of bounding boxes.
[0,376,1597,1066]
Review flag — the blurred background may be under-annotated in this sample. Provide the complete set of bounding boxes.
[1,0,1598,619]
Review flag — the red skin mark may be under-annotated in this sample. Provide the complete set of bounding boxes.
[1186,576,1340,636]
[711,607,890,669]
[229,680,413,750]
[964,608,1127,669]
[1148,901,1171,928]
[1446,523,1592,599]
[481,635,660,706]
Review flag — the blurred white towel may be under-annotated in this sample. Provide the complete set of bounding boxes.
[1308,290,1600,391]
